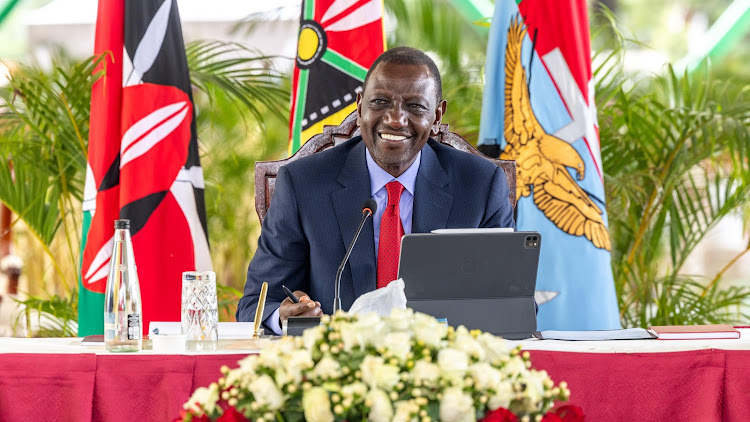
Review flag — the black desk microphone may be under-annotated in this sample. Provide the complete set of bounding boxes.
[333,199,377,312]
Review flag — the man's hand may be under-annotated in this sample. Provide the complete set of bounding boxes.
[279,290,322,323]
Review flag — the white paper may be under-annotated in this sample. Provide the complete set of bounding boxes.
[148,321,256,339]
[348,278,407,317]
[431,228,514,234]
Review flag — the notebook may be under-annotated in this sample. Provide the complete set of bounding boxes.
[647,324,741,340]
[397,231,541,340]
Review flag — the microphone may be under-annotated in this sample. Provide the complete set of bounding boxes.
[333,199,377,313]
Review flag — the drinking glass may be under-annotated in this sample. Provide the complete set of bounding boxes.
[181,271,218,351]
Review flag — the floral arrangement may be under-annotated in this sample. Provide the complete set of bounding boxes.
[179,309,582,422]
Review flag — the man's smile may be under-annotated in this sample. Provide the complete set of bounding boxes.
[378,132,410,142]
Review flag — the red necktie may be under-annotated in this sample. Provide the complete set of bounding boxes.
[377,181,405,288]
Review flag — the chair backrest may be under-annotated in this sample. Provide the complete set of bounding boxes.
[254,111,516,224]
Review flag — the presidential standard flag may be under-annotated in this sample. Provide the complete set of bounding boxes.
[478,0,620,330]
[288,0,386,154]
[79,0,211,336]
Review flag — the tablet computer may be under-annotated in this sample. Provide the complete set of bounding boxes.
[398,231,540,339]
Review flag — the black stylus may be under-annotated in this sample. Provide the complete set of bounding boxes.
[282,285,300,303]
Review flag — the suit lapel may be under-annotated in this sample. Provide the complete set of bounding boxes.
[331,140,377,298]
[413,142,453,233]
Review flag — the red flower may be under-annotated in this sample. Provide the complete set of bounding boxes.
[481,407,518,422]
[541,413,562,422]
[217,407,250,422]
[547,405,585,422]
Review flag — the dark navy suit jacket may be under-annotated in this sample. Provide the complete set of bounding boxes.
[236,136,515,329]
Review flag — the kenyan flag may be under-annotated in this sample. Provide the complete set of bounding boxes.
[78,0,211,336]
[289,0,386,154]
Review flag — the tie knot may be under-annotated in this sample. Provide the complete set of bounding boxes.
[385,181,405,206]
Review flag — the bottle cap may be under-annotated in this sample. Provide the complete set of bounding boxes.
[114,219,130,229]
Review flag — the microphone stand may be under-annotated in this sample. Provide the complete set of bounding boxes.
[333,205,374,313]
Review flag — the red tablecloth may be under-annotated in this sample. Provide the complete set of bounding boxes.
[1,349,749,421]
[529,349,750,421]
[0,353,246,422]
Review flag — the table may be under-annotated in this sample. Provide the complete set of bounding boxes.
[1,333,749,421]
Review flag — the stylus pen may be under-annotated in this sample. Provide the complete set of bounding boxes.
[282,285,300,303]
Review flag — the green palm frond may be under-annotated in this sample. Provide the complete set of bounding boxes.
[0,55,102,247]
[0,155,61,246]
[186,40,289,123]
[13,292,78,337]
[650,276,750,326]
[600,55,750,326]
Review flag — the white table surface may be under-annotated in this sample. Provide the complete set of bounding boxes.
[0,329,748,355]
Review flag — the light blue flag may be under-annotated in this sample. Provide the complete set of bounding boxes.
[478,0,620,330]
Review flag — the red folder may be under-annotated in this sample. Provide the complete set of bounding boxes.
[647,324,740,340]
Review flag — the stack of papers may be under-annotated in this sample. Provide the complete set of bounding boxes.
[535,328,655,341]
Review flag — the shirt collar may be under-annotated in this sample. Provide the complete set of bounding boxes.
[365,147,421,197]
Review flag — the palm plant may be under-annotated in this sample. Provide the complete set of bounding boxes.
[0,41,289,331]
[0,55,100,291]
[599,64,750,327]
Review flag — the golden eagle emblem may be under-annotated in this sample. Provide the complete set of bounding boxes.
[502,16,611,251]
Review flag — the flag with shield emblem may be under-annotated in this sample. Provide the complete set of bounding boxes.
[288,0,386,154]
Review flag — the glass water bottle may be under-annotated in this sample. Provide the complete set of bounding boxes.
[104,219,142,352]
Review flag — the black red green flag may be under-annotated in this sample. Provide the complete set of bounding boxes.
[288,0,386,154]
[79,0,211,336]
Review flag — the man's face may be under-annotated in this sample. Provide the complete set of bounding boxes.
[357,62,446,177]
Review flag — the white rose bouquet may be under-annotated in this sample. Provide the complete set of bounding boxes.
[180,309,580,422]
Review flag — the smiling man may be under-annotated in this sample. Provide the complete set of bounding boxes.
[237,47,515,334]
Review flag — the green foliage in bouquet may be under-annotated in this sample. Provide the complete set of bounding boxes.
[181,310,573,422]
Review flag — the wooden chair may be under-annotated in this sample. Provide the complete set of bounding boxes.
[255,111,516,224]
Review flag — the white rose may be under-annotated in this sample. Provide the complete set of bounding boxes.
[303,387,334,422]
[522,371,546,405]
[286,349,314,383]
[361,355,400,390]
[488,382,513,410]
[438,348,469,380]
[469,362,502,391]
[312,356,341,380]
[413,313,448,347]
[387,308,414,331]
[249,374,285,410]
[477,333,508,363]
[366,388,393,422]
[439,387,476,422]
[504,356,527,378]
[412,360,440,385]
[453,327,486,361]
[358,313,387,346]
[340,316,384,352]
[224,366,252,389]
[392,400,420,422]
[383,332,412,361]
[341,381,368,400]
[237,355,260,373]
[274,367,292,386]
[302,325,324,350]
[257,343,284,369]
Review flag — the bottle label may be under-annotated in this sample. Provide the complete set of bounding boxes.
[127,314,140,340]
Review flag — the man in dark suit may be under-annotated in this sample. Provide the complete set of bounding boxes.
[237,47,515,334]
